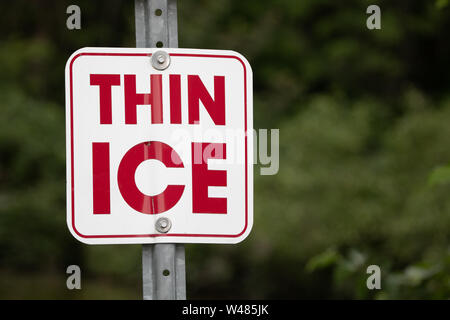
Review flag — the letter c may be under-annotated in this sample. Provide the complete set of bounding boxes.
[118,141,185,214]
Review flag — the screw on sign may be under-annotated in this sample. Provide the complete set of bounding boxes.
[152,50,171,70]
[65,48,253,245]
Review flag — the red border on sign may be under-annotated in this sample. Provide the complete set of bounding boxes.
[69,51,249,239]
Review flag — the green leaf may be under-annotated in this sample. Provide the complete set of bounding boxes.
[428,165,450,186]
[306,248,340,272]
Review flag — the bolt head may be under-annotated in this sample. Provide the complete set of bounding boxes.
[155,217,171,233]
[151,50,170,71]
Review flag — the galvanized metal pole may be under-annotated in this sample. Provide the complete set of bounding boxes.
[134,0,186,300]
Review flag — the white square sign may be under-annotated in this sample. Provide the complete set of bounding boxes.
[65,47,253,244]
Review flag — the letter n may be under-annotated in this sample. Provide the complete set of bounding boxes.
[188,75,225,125]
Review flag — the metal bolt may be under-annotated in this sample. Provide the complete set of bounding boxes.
[151,50,170,70]
[155,217,171,233]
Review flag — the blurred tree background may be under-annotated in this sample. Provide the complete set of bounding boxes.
[0,0,449,299]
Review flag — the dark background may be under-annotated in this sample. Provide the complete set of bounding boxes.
[0,0,449,299]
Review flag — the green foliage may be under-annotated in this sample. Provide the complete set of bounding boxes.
[0,86,68,270]
[428,165,450,186]
[307,248,450,299]
[0,0,449,299]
